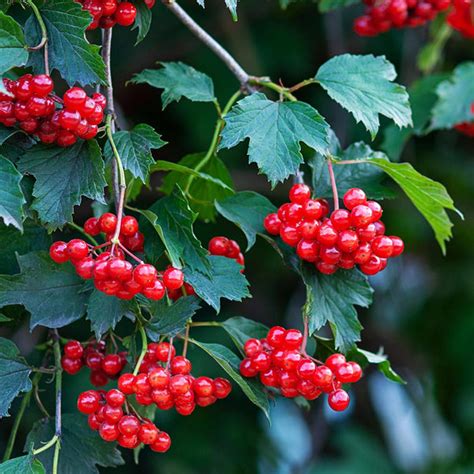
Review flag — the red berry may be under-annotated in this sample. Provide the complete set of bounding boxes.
[92,92,107,109]
[133,264,157,287]
[64,340,83,359]
[56,129,76,147]
[84,217,101,236]
[297,239,319,262]
[328,389,350,411]
[371,235,394,258]
[350,205,373,228]
[107,258,133,281]
[280,224,300,246]
[134,373,152,394]
[359,254,382,275]
[297,359,316,379]
[337,230,359,253]
[244,339,262,357]
[31,75,54,96]
[88,413,101,430]
[150,431,171,453]
[99,421,120,442]
[138,423,159,444]
[142,280,166,300]
[283,329,303,350]
[169,374,191,395]
[106,389,125,407]
[67,239,89,260]
[367,201,383,221]
[213,378,232,399]
[289,183,311,204]
[281,350,302,371]
[320,246,341,265]
[389,236,404,257]
[77,390,100,414]
[267,326,286,348]
[120,215,139,237]
[317,221,338,246]
[101,354,123,376]
[114,2,137,26]
[260,368,279,387]
[118,373,135,394]
[85,351,103,371]
[163,267,184,290]
[50,241,69,263]
[303,199,324,219]
[325,353,346,372]
[61,356,83,375]
[331,209,351,231]
[263,213,281,235]
[285,203,304,224]
[300,219,320,240]
[313,365,333,389]
[208,236,229,255]
[99,213,117,234]
[239,358,258,377]
[155,342,176,362]
[343,188,367,210]
[59,109,81,131]
[251,352,271,372]
[353,242,372,264]
[103,404,123,423]
[170,356,192,375]
[118,434,139,449]
[148,367,170,389]
[63,87,87,110]
[118,415,140,436]
[316,261,338,275]
[193,376,214,397]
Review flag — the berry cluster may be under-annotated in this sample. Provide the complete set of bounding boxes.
[49,213,185,300]
[208,236,245,270]
[264,184,404,276]
[0,76,106,147]
[80,0,153,30]
[77,389,171,452]
[239,326,362,411]
[353,0,450,36]
[454,103,474,137]
[61,340,127,386]
[447,0,474,38]
[117,342,232,415]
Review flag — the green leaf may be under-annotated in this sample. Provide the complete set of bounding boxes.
[430,62,474,130]
[215,191,276,250]
[24,0,106,86]
[0,154,25,230]
[86,290,133,339]
[104,124,166,183]
[0,313,11,322]
[25,414,124,474]
[319,0,360,12]
[310,139,395,200]
[0,12,29,75]
[183,256,250,313]
[361,157,460,254]
[139,187,211,274]
[144,296,201,340]
[132,0,152,45]
[219,93,330,186]
[0,455,45,474]
[302,266,373,352]
[315,54,412,139]
[18,140,106,230]
[189,339,270,419]
[0,251,88,329]
[159,153,234,221]
[221,316,269,351]
[0,337,32,417]
[130,62,215,109]
[0,124,25,146]
[349,347,406,384]
[382,74,448,160]
[0,222,49,274]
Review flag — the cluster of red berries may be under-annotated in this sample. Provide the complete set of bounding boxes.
[353,0,450,36]
[0,75,106,147]
[61,340,127,387]
[80,0,153,30]
[49,213,185,300]
[264,184,404,276]
[77,389,171,452]
[447,0,474,38]
[208,236,245,270]
[454,103,474,137]
[117,342,232,415]
[239,326,362,411]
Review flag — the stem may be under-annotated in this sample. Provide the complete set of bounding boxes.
[2,373,41,462]
[249,78,297,102]
[161,1,251,89]
[52,439,60,474]
[289,78,317,93]
[32,435,59,456]
[182,324,190,358]
[327,159,339,210]
[184,90,241,195]
[52,332,62,440]
[332,158,366,165]
[189,321,221,327]
[133,323,148,376]
[118,242,143,264]
[101,28,121,208]
[67,221,99,246]
[25,0,49,74]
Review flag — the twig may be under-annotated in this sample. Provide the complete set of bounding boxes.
[25,0,49,74]
[133,323,148,376]
[182,324,190,358]
[161,0,252,90]
[101,29,120,208]
[327,159,339,210]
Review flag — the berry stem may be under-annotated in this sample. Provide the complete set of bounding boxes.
[184,90,241,195]
[25,0,49,74]
[189,321,221,327]
[67,221,99,246]
[182,323,190,358]
[161,0,252,91]
[117,241,144,264]
[249,78,297,101]
[133,323,148,376]
[52,331,62,440]
[288,78,317,93]
[2,372,41,462]
[327,158,339,210]
[32,434,59,456]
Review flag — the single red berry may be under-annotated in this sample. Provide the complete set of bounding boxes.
[296,239,319,262]
[92,92,107,109]
[50,241,70,263]
[90,370,109,387]
[134,373,152,394]
[79,97,97,118]
[138,423,159,444]
[88,413,101,430]
[133,263,157,287]
[283,329,303,350]
[281,350,302,371]
[208,236,230,256]
[244,338,262,357]
[260,368,280,387]
[102,354,123,376]
[300,219,320,240]
[84,217,101,236]
[118,415,140,436]
[325,353,346,372]
[328,389,350,411]
[317,221,338,247]
[118,373,135,394]
[285,203,304,224]
[303,199,324,220]
[239,358,258,377]
[279,224,301,247]
[267,326,286,348]
[371,235,394,258]
[56,129,77,147]
[26,96,48,117]
[373,220,385,236]
[316,261,338,275]
[280,387,299,398]
[263,213,281,235]
[289,183,311,204]
[350,205,373,228]
[59,109,81,131]
[63,87,87,110]
[163,267,184,290]
[106,389,125,407]
[64,340,83,359]
[330,209,351,231]
[99,421,120,442]
[337,230,359,253]
[150,431,171,453]
[279,370,299,388]
[213,378,231,399]
[320,246,341,265]
[120,215,139,237]
[67,239,89,260]
[85,351,104,371]
[142,279,166,300]
[251,352,272,372]
[367,200,383,221]
[148,367,169,389]
[107,258,133,282]
[343,188,367,210]
[103,404,123,423]
[313,365,333,389]
[296,358,317,379]
[99,213,117,234]
[77,390,100,414]
[353,242,372,264]
[61,356,83,375]
[193,376,214,397]
[118,434,139,449]
[155,342,176,362]
[389,236,404,257]
[30,74,54,97]
[359,254,382,275]
[115,2,137,26]
[170,356,192,375]
[169,374,191,395]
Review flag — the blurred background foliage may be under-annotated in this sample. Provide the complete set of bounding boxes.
[1,0,474,472]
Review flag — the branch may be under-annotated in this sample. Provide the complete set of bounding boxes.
[161,0,252,90]
[327,159,339,210]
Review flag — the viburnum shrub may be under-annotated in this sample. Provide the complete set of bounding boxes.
[0,0,464,471]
